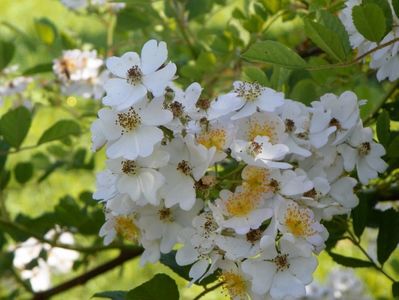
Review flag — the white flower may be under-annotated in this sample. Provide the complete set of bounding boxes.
[137,200,202,253]
[0,76,32,97]
[231,136,291,169]
[60,0,87,10]
[106,149,169,205]
[104,40,176,110]
[276,199,327,251]
[242,235,317,299]
[308,101,336,148]
[209,188,273,234]
[338,123,388,184]
[159,135,215,210]
[175,212,222,283]
[99,212,140,245]
[93,169,118,201]
[209,81,284,120]
[91,98,172,159]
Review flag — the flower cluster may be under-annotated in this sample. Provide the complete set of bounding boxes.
[303,268,371,300]
[53,49,108,99]
[60,0,125,11]
[12,229,79,292]
[0,65,33,108]
[340,0,399,81]
[91,40,387,299]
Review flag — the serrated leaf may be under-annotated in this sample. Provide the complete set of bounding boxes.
[34,18,57,45]
[23,63,53,76]
[242,40,307,69]
[0,40,15,71]
[304,18,347,61]
[364,0,393,34]
[377,208,399,265]
[93,290,127,300]
[318,10,351,56]
[352,4,386,42]
[328,252,374,268]
[0,106,31,148]
[377,110,391,147]
[14,162,34,184]
[37,120,80,145]
[126,274,179,300]
[242,67,269,86]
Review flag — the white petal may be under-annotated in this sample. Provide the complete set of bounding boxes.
[141,40,168,74]
[103,78,146,109]
[289,256,317,284]
[270,271,306,299]
[142,63,176,97]
[106,52,140,78]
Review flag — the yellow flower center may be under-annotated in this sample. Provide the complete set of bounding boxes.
[196,128,227,151]
[242,166,273,195]
[116,107,141,134]
[225,191,260,217]
[114,215,140,242]
[247,120,278,143]
[234,82,263,102]
[284,203,316,238]
[220,271,247,300]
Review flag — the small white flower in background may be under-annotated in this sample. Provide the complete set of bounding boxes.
[340,0,399,82]
[104,40,176,110]
[61,0,87,10]
[60,0,126,11]
[90,40,388,300]
[12,229,79,292]
[53,49,105,99]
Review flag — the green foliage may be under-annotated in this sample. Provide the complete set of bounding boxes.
[0,40,15,71]
[34,17,58,45]
[126,274,179,300]
[0,107,31,149]
[243,41,307,69]
[377,209,399,265]
[14,162,34,184]
[93,291,127,299]
[377,110,391,147]
[393,282,399,298]
[328,252,374,268]
[393,0,399,18]
[242,67,269,86]
[37,120,81,145]
[352,4,386,42]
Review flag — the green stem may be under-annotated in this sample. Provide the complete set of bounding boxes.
[193,281,224,300]
[347,230,396,283]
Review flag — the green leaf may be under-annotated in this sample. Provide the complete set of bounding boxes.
[318,10,351,56]
[34,18,57,45]
[289,79,318,105]
[93,291,127,300]
[14,162,34,184]
[328,252,374,268]
[364,0,393,34]
[23,63,53,76]
[393,282,399,298]
[393,0,399,18]
[351,193,370,238]
[304,18,347,61]
[352,4,386,42]
[126,274,179,300]
[37,120,80,145]
[242,67,269,86]
[242,40,307,69]
[0,106,31,148]
[377,110,391,147]
[377,208,399,265]
[388,135,399,158]
[160,251,217,286]
[186,0,213,19]
[0,40,15,71]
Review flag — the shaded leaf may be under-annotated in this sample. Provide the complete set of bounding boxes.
[242,67,269,86]
[377,110,391,147]
[14,162,34,184]
[38,120,80,145]
[377,208,399,265]
[126,274,179,300]
[393,282,399,298]
[0,40,15,71]
[93,291,127,300]
[34,18,57,45]
[328,252,374,268]
[0,107,31,148]
[23,63,53,75]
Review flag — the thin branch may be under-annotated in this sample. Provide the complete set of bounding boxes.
[193,281,224,300]
[305,37,399,71]
[347,231,396,283]
[31,248,143,300]
[364,80,399,126]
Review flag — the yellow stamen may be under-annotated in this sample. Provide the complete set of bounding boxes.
[220,271,248,300]
[114,215,140,242]
[225,191,260,217]
[196,128,227,151]
[284,203,316,238]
